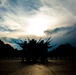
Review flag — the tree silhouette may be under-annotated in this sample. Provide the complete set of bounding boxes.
[14,40,27,62]
[48,43,76,60]
[0,39,19,59]
[0,40,5,58]
[15,37,53,63]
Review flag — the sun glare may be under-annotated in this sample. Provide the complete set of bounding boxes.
[28,18,47,36]
[26,15,56,36]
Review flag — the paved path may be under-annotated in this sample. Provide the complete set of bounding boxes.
[9,64,55,75]
[0,60,76,75]
[46,60,76,75]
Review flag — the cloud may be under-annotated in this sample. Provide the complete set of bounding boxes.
[0,25,17,32]
[44,24,76,47]
[1,37,22,49]
[0,0,76,49]
[0,0,75,36]
[65,24,76,35]
[44,24,76,36]
[58,0,76,15]
[0,0,7,7]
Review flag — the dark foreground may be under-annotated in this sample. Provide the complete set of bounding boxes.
[0,60,76,75]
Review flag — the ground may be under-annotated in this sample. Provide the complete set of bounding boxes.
[0,60,76,75]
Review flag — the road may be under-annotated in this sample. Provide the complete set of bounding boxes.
[46,60,76,75]
[0,60,76,75]
[9,60,76,75]
[9,64,55,75]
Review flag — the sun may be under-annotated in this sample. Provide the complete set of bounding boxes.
[27,17,47,36]
[26,14,56,36]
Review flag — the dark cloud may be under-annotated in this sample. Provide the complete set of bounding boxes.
[44,27,70,35]
[7,0,43,12]
[44,25,76,35]
[65,24,76,35]
[44,24,76,47]
[1,37,17,43]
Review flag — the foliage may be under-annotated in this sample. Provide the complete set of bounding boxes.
[15,37,52,63]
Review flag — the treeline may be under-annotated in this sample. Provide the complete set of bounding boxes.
[48,43,76,60]
[0,40,22,59]
[0,37,52,63]
[0,39,76,61]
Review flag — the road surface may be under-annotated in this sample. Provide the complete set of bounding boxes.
[0,60,76,75]
[9,64,55,75]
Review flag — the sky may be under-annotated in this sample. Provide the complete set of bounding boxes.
[0,0,76,50]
